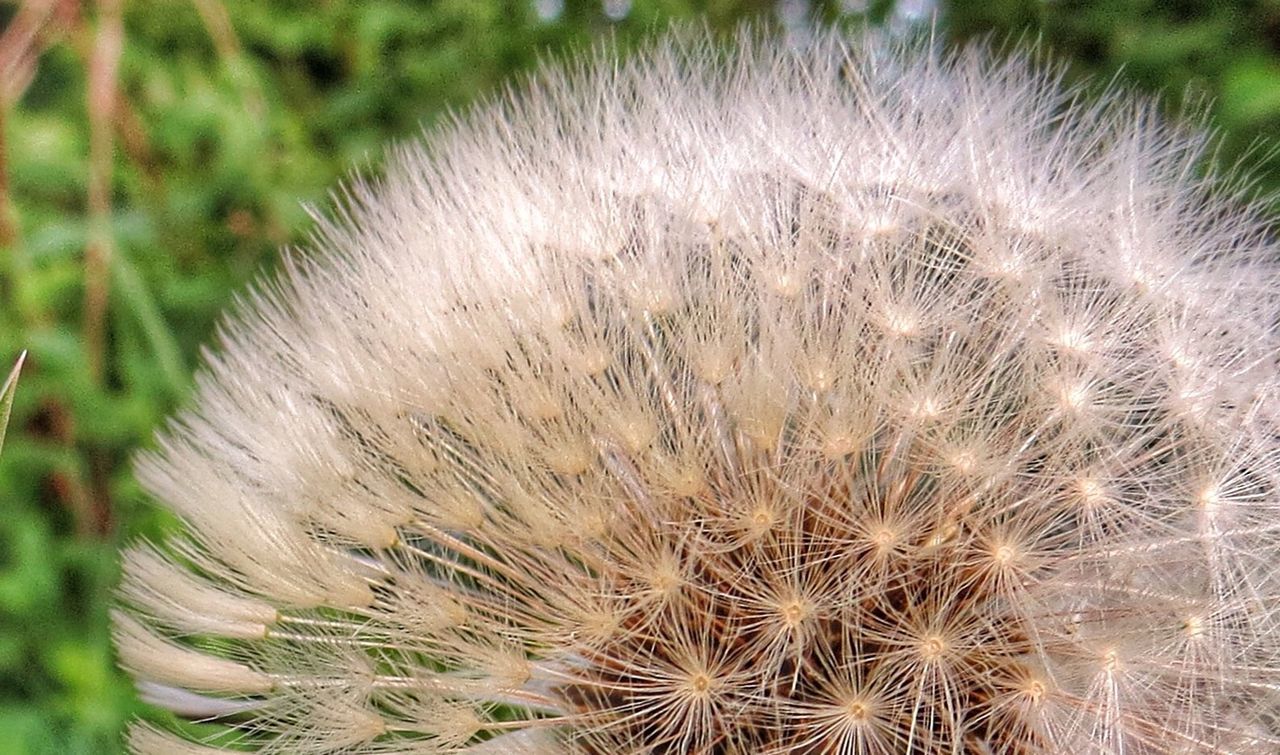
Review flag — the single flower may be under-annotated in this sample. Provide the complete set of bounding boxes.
[117,28,1280,754]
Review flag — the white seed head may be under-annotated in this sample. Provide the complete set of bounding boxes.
[116,28,1280,754]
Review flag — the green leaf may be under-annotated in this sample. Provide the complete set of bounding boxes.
[0,351,26,456]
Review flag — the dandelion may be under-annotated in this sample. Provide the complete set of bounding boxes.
[115,28,1280,754]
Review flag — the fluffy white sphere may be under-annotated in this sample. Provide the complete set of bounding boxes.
[116,29,1280,754]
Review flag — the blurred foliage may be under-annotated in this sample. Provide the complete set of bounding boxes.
[0,0,1275,752]
[945,0,1280,206]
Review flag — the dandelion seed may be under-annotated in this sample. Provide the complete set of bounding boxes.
[116,28,1280,754]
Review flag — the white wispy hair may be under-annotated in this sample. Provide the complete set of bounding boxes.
[115,27,1280,754]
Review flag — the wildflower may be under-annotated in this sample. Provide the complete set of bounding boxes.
[116,29,1280,753]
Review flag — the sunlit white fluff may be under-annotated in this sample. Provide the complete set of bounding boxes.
[115,27,1280,754]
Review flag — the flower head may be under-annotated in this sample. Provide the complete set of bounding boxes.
[116,29,1280,753]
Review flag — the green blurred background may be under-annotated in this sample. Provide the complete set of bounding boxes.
[0,0,1276,752]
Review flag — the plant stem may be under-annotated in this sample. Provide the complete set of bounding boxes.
[84,0,122,384]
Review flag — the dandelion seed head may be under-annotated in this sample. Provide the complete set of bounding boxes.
[116,28,1280,754]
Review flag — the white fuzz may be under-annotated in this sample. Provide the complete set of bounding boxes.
[117,29,1280,754]
[128,724,233,755]
[120,545,279,639]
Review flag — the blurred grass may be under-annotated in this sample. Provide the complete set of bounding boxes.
[0,352,23,454]
[0,0,1276,752]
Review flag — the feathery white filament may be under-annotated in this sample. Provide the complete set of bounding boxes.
[116,29,1280,754]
